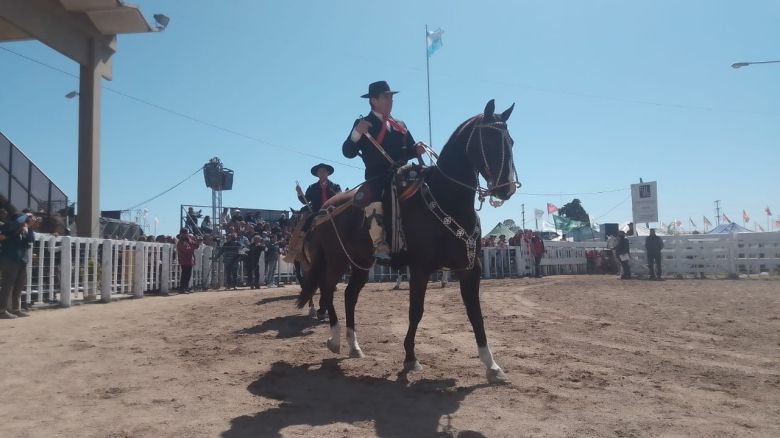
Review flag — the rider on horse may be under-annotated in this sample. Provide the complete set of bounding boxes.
[342,80,425,262]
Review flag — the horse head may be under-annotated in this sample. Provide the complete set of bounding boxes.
[463,100,519,202]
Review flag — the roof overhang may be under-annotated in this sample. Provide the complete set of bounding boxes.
[0,0,157,79]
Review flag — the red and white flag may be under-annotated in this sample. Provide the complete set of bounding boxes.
[766,206,773,216]
[723,214,731,224]
[743,210,750,223]
[547,203,558,214]
[703,216,712,227]
[776,220,780,228]
[758,224,765,232]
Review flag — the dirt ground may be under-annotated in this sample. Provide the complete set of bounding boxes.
[1,276,779,438]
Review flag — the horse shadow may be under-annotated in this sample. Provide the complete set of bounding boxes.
[221,359,489,438]
[255,295,298,306]
[236,315,320,339]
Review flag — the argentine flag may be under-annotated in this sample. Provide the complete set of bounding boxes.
[426,28,444,57]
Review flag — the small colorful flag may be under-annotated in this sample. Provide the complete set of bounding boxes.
[689,218,697,228]
[743,210,750,223]
[723,214,731,224]
[765,206,772,216]
[534,209,544,220]
[547,203,558,214]
[758,224,765,232]
[426,28,444,57]
[703,216,712,227]
[675,219,683,228]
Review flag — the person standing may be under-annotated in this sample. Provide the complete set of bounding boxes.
[342,80,425,262]
[264,237,280,287]
[645,228,664,280]
[176,228,199,293]
[247,235,264,289]
[219,233,241,290]
[615,231,632,280]
[0,212,35,319]
[530,232,545,278]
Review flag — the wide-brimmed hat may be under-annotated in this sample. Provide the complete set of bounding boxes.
[361,80,399,99]
[311,163,334,176]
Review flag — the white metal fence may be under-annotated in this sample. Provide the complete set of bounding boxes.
[14,231,780,309]
[626,232,780,277]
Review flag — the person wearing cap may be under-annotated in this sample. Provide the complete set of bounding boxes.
[342,80,426,261]
[296,163,342,213]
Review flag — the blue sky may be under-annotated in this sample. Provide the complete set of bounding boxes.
[1,0,778,235]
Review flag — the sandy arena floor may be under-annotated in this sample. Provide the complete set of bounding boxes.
[1,276,779,437]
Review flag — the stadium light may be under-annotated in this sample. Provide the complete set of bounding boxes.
[153,14,170,31]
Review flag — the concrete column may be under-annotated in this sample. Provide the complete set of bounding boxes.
[76,40,102,237]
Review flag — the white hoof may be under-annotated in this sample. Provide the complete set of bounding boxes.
[349,348,365,358]
[403,360,423,372]
[326,338,341,354]
[486,368,510,384]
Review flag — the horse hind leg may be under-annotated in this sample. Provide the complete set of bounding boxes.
[459,268,510,384]
[344,268,368,358]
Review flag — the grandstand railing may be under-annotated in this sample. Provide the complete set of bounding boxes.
[15,232,780,309]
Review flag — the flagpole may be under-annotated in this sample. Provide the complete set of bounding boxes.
[425,25,433,148]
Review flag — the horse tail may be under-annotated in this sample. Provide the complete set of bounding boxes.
[296,246,323,309]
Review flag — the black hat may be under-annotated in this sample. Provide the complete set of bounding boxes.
[310,163,334,176]
[361,80,399,99]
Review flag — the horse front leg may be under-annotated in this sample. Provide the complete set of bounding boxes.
[403,268,429,372]
[459,266,510,384]
[344,268,369,358]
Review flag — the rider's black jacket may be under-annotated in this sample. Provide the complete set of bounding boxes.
[342,111,417,182]
[298,180,342,212]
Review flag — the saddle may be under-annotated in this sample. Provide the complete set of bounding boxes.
[394,163,428,202]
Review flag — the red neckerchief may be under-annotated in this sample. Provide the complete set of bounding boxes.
[376,114,407,144]
[320,181,329,203]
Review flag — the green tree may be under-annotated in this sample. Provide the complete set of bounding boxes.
[558,198,591,226]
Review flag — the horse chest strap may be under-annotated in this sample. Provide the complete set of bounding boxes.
[421,184,481,269]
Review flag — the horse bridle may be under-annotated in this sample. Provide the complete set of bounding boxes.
[431,117,520,209]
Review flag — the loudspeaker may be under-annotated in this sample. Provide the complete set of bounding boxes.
[602,223,618,240]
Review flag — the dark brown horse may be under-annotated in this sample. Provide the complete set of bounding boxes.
[296,100,518,383]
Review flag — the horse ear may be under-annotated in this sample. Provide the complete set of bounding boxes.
[484,99,496,118]
[500,103,515,122]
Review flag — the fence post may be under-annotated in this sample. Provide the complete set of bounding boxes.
[89,240,99,300]
[60,236,72,307]
[101,239,113,303]
[727,232,738,278]
[161,244,171,294]
[133,243,145,298]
